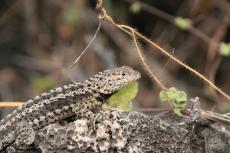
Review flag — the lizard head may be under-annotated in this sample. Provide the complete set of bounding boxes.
[84,66,141,96]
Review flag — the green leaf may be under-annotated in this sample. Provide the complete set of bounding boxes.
[159,87,188,116]
[130,2,141,14]
[174,17,191,30]
[219,42,230,57]
[63,9,80,27]
[107,82,139,111]
[176,91,187,102]
[167,87,178,100]
[173,100,186,108]
[159,91,169,102]
[174,108,182,116]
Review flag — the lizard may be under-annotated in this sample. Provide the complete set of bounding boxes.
[0,66,141,152]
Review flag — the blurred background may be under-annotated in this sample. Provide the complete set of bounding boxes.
[0,0,230,117]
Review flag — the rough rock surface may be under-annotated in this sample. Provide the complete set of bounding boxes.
[18,109,230,153]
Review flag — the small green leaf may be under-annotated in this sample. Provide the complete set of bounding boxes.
[167,87,178,100]
[159,87,188,116]
[159,91,169,102]
[173,100,186,108]
[174,108,182,115]
[174,17,191,30]
[107,82,138,111]
[63,9,80,27]
[219,42,230,57]
[130,2,141,14]
[175,91,187,102]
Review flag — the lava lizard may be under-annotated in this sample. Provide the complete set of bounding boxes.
[0,66,141,152]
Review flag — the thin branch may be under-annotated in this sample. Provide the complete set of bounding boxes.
[69,22,102,68]
[123,0,210,44]
[96,0,230,102]
[0,102,23,108]
[131,29,166,90]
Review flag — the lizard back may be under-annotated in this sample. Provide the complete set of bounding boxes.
[0,66,141,130]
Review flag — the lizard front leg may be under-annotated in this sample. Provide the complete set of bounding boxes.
[6,121,35,153]
[71,96,103,119]
[0,131,15,152]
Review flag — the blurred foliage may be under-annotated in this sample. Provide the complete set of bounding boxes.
[107,82,138,111]
[174,17,191,30]
[130,2,141,14]
[31,76,56,92]
[219,42,230,57]
[104,0,114,17]
[63,9,80,27]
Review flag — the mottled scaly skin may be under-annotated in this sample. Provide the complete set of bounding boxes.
[0,66,141,152]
